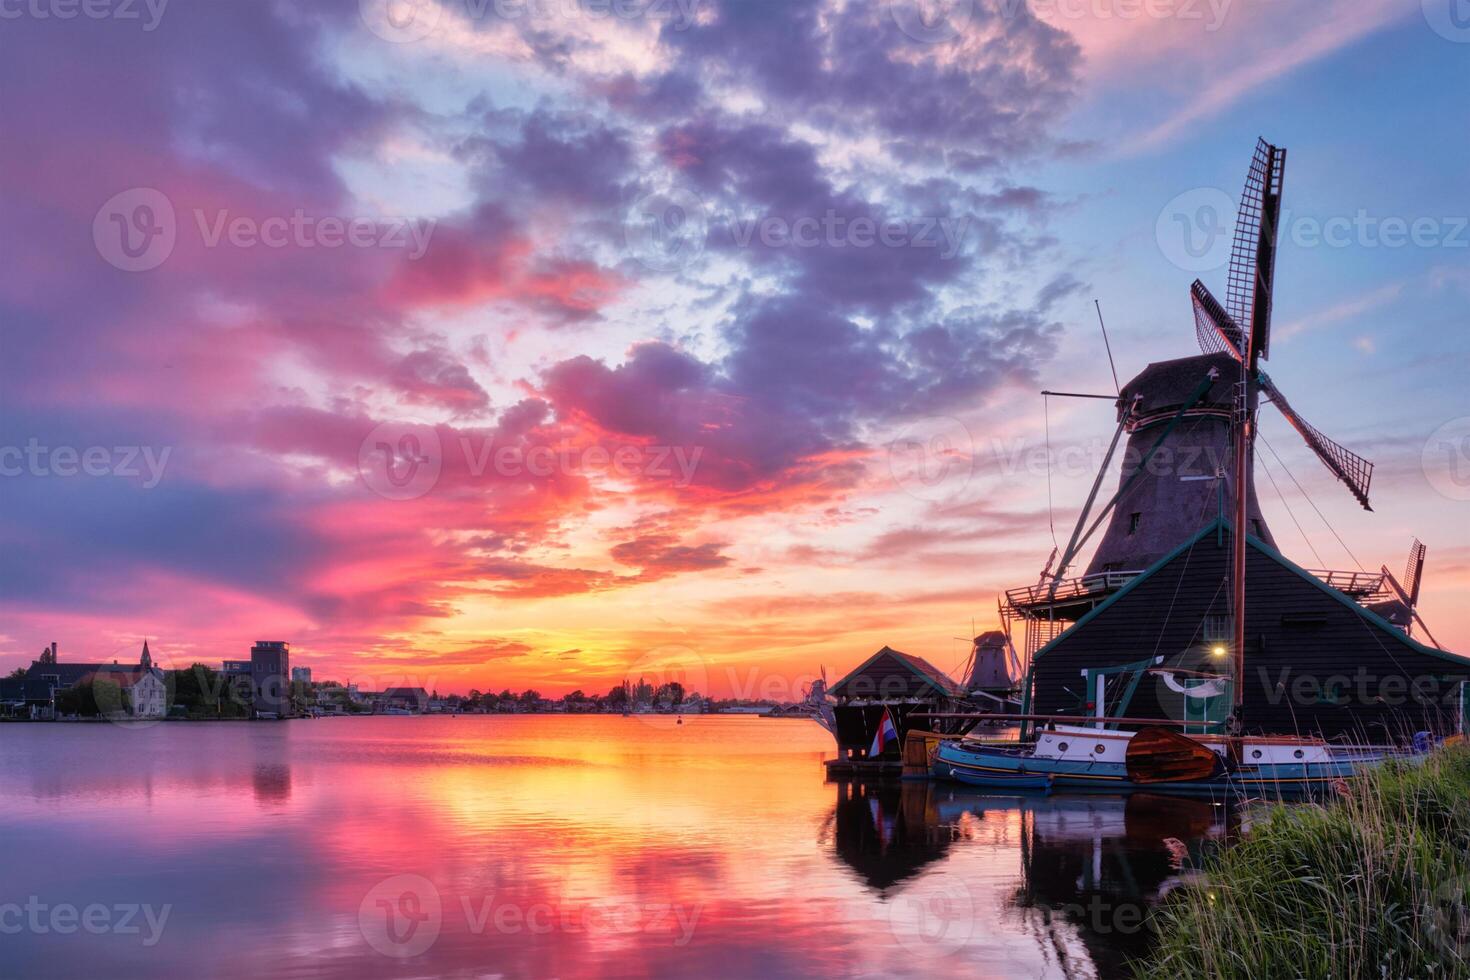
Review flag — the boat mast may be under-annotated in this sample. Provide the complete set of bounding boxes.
[1229,315,1255,732]
[1229,140,1285,734]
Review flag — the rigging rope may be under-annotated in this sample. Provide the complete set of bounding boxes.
[1258,434,1421,716]
[1257,447,1326,568]
[1259,433,1365,571]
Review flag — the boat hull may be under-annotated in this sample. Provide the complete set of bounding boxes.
[934,737,1391,795]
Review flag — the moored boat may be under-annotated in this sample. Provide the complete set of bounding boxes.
[934,722,1404,794]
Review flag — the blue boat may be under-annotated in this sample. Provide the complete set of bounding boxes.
[933,723,1402,795]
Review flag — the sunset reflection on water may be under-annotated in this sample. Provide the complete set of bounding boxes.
[0,717,1231,978]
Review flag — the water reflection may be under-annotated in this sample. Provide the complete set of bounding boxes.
[828,780,953,890]
[828,780,1235,978]
[252,763,292,804]
[0,718,1252,979]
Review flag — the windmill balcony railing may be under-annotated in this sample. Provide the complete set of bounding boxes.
[1301,568,1389,600]
[1005,571,1144,611]
[1006,566,1390,613]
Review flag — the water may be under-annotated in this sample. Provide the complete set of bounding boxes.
[0,717,1240,978]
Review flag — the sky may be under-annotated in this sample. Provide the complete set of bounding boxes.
[1,0,1467,697]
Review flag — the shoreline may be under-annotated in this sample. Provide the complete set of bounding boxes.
[1141,743,1470,978]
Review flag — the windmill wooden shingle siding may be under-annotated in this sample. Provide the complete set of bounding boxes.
[1029,521,1470,743]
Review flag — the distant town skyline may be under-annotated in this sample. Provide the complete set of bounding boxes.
[2,1,1467,696]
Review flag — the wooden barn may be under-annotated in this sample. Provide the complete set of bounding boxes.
[827,646,965,760]
[1025,519,1470,744]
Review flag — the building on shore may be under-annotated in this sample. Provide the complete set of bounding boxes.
[381,686,429,713]
[0,641,166,720]
[249,641,292,718]
[291,666,312,684]
[827,647,968,761]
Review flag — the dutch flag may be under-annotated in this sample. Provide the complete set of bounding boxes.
[868,707,899,758]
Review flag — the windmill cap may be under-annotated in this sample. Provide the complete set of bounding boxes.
[1120,351,1240,424]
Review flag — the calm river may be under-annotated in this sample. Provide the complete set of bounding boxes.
[0,716,1240,978]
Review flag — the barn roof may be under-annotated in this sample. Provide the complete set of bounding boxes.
[1037,518,1470,669]
[830,646,963,698]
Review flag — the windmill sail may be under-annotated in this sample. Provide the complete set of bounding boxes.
[1404,538,1427,607]
[1226,139,1286,361]
[1259,374,1374,510]
[1191,279,1243,359]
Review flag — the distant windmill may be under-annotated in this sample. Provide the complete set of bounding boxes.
[954,630,1018,700]
[1376,538,1442,648]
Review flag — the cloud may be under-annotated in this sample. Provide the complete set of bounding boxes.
[610,534,733,577]
[1127,0,1409,152]
[0,0,1087,678]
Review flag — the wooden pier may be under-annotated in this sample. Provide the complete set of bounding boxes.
[824,757,904,778]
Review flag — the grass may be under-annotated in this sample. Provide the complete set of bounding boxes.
[1141,744,1470,979]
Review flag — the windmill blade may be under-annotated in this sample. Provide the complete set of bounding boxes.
[1191,279,1243,359]
[1404,538,1427,607]
[1226,139,1286,361]
[1259,373,1373,510]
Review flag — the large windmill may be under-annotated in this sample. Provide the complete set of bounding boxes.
[1001,140,1393,673]
[1002,139,1468,744]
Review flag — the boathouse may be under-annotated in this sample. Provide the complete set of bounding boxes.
[1026,519,1470,743]
[828,646,965,758]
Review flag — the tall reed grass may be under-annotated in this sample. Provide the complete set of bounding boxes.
[1142,745,1470,979]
